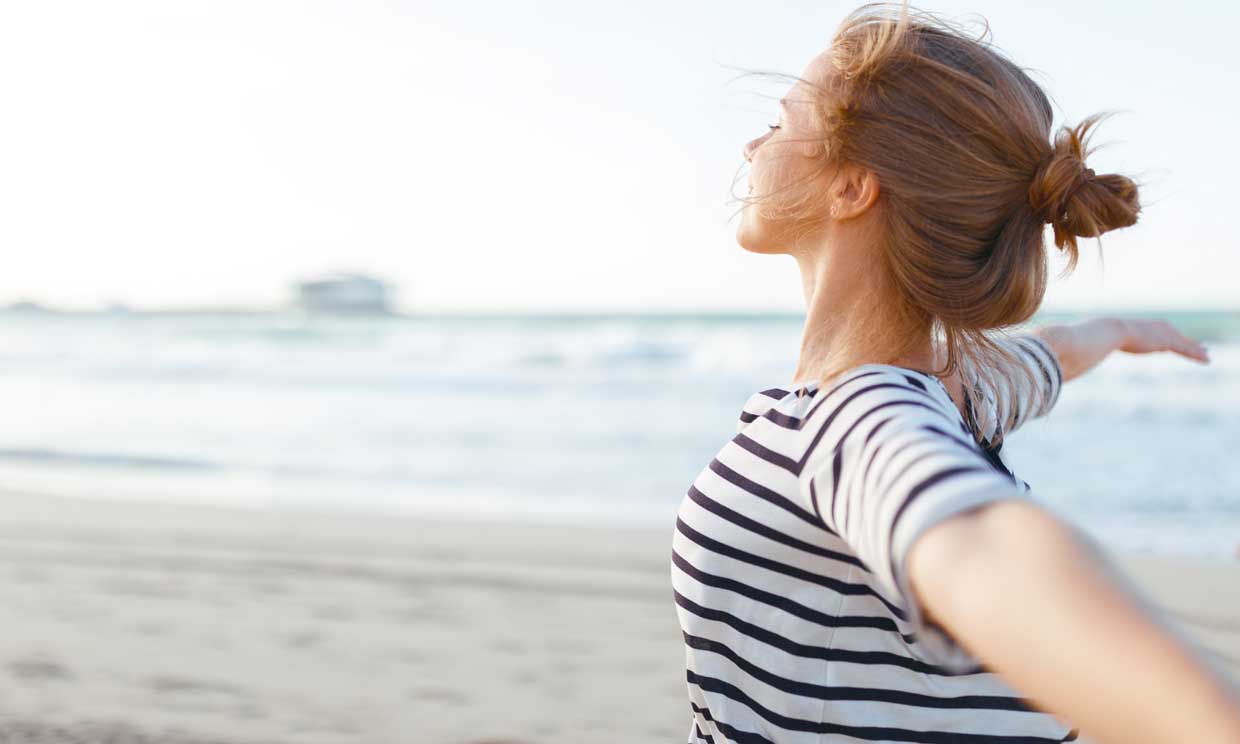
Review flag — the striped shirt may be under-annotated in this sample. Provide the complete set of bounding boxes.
[671,333,1080,743]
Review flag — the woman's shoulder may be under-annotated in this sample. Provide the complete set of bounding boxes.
[736,364,970,441]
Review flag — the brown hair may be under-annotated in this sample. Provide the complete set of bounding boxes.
[736,2,1140,448]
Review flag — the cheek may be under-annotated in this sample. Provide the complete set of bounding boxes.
[752,157,805,215]
[755,150,804,193]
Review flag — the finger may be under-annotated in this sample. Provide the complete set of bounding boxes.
[1176,331,1209,358]
[1154,320,1204,358]
[1177,345,1210,363]
[1128,319,1210,362]
[1174,336,1210,363]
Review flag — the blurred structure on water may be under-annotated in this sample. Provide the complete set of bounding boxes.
[293,272,393,315]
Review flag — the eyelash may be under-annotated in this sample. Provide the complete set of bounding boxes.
[767,124,780,131]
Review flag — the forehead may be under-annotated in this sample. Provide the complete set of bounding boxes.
[799,50,836,89]
[782,51,835,121]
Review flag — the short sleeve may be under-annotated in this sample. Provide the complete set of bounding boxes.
[965,333,1064,445]
[798,380,1030,671]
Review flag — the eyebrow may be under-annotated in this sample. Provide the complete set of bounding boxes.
[779,97,795,120]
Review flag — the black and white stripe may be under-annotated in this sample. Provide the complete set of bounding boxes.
[963,333,1063,451]
[673,334,1077,743]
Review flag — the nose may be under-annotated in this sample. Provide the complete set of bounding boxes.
[743,129,772,163]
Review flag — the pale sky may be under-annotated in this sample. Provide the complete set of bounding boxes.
[0,1,1235,312]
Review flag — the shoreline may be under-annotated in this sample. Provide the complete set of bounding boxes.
[1,490,1236,743]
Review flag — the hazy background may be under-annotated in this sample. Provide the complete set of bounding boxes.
[0,0,1235,312]
[0,0,1235,559]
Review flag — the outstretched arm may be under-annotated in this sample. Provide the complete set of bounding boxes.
[908,499,1240,744]
[1032,317,1210,383]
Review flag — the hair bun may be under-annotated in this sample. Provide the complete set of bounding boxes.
[1027,114,1141,254]
[1029,157,1095,225]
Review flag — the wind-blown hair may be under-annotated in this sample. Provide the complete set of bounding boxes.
[740,2,1140,447]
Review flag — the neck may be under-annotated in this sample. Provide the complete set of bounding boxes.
[789,243,935,386]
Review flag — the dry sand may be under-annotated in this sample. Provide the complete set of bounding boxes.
[0,491,1236,744]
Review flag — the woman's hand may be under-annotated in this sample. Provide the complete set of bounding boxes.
[1033,317,1210,383]
[1116,317,1211,363]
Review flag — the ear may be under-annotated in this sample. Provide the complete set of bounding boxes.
[830,163,880,220]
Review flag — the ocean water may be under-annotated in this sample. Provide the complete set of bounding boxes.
[0,309,1236,559]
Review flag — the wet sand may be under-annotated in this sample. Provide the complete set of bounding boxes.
[0,491,1236,743]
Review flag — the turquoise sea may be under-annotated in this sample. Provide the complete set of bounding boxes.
[0,308,1236,558]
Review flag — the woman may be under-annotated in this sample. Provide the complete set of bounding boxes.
[670,4,1240,743]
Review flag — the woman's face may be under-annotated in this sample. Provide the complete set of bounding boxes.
[736,52,833,255]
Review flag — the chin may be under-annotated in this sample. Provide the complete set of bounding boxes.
[736,209,787,255]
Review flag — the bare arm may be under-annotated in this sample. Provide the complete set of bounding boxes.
[1032,317,1210,383]
[907,499,1240,744]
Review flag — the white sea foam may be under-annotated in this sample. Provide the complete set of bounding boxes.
[0,310,1235,558]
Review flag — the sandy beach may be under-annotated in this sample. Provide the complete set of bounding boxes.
[0,491,1236,744]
